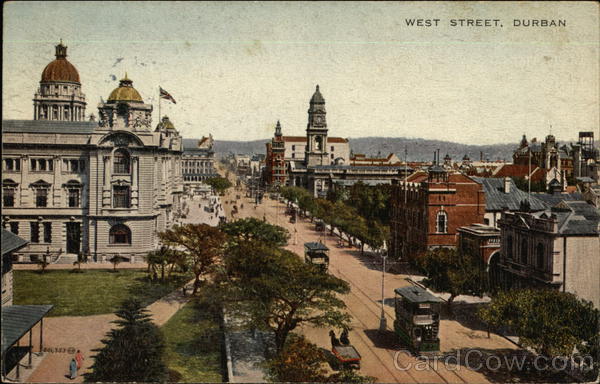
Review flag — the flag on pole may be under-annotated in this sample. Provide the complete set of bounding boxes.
[159,87,176,104]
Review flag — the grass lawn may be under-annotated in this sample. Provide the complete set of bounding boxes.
[13,269,192,317]
[162,299,224,382]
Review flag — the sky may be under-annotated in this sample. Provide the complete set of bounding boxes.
[3,1,599,144]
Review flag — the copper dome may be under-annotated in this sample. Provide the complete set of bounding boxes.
[40,42,80,83]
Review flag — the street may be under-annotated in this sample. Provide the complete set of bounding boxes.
[220,187,518,383]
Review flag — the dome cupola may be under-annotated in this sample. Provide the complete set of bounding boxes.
[108,74,143,102]
[40,41,81,83]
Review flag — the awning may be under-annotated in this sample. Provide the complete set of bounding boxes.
[1,305,53,355]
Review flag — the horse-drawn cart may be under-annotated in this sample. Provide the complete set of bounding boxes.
[332,345,361,369]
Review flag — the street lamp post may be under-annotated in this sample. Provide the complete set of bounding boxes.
[379,242,388,333]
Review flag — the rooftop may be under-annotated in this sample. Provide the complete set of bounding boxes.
[2,229,29,256]
[3,119,97,134]
[394,286,443,303]
[2,305,54,354]
[473,177,547,212]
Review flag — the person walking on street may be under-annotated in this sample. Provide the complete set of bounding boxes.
[69,358,77,379]
[75,350,84,369]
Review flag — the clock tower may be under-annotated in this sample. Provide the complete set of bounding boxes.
[305,85,329,166]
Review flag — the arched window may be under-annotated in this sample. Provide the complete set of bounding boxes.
[520,238,528,264]
[536,243,544,270]
[436,211,447,233]
[506,235,513,259]
[109,224,131,244]
[113,149,130,174]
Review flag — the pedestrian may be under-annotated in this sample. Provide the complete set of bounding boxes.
[69,358,77,379]
[75,349,84,369]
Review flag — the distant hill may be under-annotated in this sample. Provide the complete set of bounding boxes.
[191,137,517,162]
[347,137,516,162]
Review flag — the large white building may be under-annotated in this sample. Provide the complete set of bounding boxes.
[2,42,183,263]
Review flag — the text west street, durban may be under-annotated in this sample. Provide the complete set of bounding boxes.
[405,19,567,28]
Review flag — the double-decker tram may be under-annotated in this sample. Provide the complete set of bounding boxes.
[304,242,329,272]
[393,285,442,352]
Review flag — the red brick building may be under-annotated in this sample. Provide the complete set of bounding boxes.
[389,165,486,260]
[265,121,286,186]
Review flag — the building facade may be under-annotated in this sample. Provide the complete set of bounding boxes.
[284,86,410,197]
[1,42,183,263]
[496,201,600,307]
[389,165,486,260]
[182,135,218,194]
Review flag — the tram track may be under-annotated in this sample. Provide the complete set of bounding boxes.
[236,198,484,383]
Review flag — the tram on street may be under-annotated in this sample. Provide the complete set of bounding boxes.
[393,285,442,352]
[304,242,329,272]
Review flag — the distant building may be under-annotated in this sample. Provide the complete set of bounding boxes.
[349,153,402,166]
[572,131,600,182]
[283,86,411,197]
[496,201,600,308]
[182,134,218,194]
[389,162,486,260]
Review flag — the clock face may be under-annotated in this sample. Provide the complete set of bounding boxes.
[315,116,323,124]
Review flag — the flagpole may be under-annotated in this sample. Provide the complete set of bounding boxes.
[158,87,162,123]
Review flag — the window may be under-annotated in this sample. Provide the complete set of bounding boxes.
[436,211,447,233]
[292,145,296,151]
[331,146,334,151]
[291,153,295,159]
[52,106,58,119]
[44,222,52,243]
[113,185,130,208]
[520,239,528,264]
[68,188,80,207]
[2,180,17,207]
[35,188,48,207]
[109,224,131,244]
[30,222,40,243]
[4,158,21,171]
[30,159,53,172]
[536,243,544,270]
[113,149,130,174]
[64,106,70,120]
[9,222,19,235]
[3,187,15,207]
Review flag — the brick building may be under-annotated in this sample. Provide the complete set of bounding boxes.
[389,162,486,260]
[265,121,286,186]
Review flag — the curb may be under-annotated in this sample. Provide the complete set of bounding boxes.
[221,309,235,383]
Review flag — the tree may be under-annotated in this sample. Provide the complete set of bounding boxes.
[205,177,232,194]
[220,217,289,247]
[222,242,351,353]
[72,252,88,272]
[417,248,486,311]
[479,289,600,359]
[146,246,170,281]
[108,255,128,272]
[265,334,327,382]
[265,334,376,383]
[159,224,226,295]
[37,248,51,274]
[85,299,168,382]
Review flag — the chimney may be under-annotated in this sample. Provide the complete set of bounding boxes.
[503,177,511,193]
